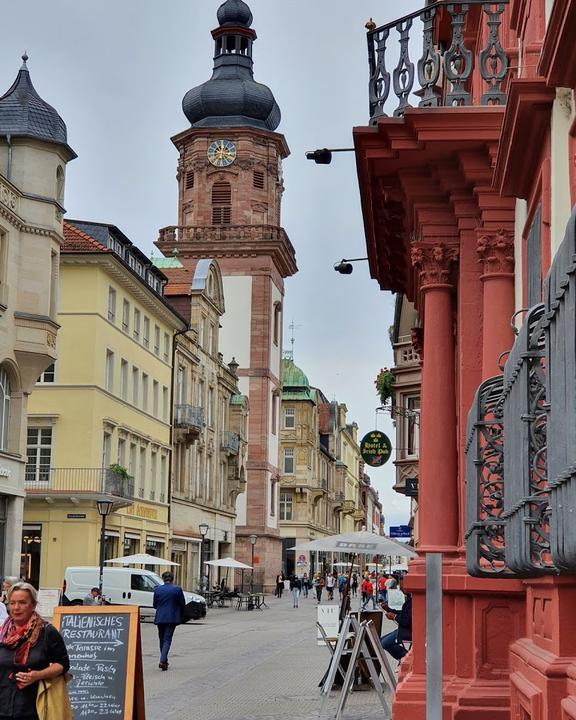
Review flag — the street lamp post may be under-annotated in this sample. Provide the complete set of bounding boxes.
[96,499,114,600]
[199,522,209,592]
[249,534,258,593]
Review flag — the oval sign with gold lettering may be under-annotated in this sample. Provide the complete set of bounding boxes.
[360,430,392,467]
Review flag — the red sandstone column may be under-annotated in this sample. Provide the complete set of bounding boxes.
[411,243,459,550]
[476,230,515,380]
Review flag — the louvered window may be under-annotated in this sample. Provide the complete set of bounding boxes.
[212,182,232,225]
[185,171,194,190]
[253,170,265,189]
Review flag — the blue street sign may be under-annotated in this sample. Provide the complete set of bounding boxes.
[389,525,411,539]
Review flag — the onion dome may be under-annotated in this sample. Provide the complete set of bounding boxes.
[182,1,281,132]
[0,54,75,158]
[217,0,253,27]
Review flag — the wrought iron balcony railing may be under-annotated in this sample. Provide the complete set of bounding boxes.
[368,0,510,121]
[25,468,135,500]
[174,404,204,432]
[220,431,240,455]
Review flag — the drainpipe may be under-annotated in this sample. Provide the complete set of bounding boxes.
[5,135,12,181]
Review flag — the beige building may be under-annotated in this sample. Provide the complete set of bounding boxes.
[158,257,248,591]
[279,357,365,576]
[0,56,75,577]
[390,294,420,541]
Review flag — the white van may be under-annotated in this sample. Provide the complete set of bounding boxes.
[62,566,207,621]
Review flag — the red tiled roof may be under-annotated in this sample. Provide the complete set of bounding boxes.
[162,260,200,295]
[62,222,111,253]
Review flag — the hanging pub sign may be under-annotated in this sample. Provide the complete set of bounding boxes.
[360,430,392,467]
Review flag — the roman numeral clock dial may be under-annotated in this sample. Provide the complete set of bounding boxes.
[207,139,237,167]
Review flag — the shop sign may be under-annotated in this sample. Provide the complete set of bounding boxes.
[66,513,87,519]
[389,525,411,539]
[360,430,392,467]
[125,504,158,520]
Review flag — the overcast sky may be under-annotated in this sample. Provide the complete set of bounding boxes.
[2,1,422,529]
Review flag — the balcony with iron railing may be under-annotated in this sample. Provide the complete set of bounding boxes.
[174,404,204,441]
[368,0,510,122]
[25,468,135,501]
[220,431,240,455]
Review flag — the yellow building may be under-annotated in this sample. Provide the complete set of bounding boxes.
[279,357,364,576]
[23,221,185,587]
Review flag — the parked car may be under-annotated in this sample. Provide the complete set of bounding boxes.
[62,566,207,621]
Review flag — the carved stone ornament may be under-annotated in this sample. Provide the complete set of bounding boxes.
[410,242,459,287]
[237,159,255,171]
[477,229,514,274]
[410,327,423,361]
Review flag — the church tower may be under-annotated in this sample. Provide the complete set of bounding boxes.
[157,0,297,588]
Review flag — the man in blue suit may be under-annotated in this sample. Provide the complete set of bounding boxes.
[153,571,186,670]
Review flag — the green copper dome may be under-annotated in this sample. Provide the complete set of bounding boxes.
[282,358,316,403]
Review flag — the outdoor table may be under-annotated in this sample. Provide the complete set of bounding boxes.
[236,593,268,610]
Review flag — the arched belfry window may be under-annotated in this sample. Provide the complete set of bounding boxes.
[0,367,11,451]
[212,182,232,225]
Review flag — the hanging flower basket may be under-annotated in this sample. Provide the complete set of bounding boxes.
[374,368,395,405]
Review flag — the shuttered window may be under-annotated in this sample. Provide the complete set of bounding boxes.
[185,171,194,190]
[253,170,265,189]
[212,182,232,225]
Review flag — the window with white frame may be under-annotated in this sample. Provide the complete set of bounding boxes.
[122,299,130,333]
[133,309,141,341]
[142,373,149,411]
[160,454,167,502]
[108,287,116,322]
[102,431,112,468]
[163,333,170,363]
[151,450,158,500]
[279,492,293,521]
[105,351,114,392]
[38,364,55,384]
[153,381,159,416]
[162,386,168,421]
[154,325,160,356]
[284,407,295,429]
[0,368,10,451]
[132,367,139,406]
[208,387,214,426]
[117,437,126,466]
[120,360,128,400]
[140,447,148,498]
[403,395,420,457]
[25,428,52,482]
[194,451,201,497]
[283,447,294,474]
[205,454,211,499]
[143,317,150,348]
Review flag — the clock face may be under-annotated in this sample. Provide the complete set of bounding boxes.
[207,139,237,168]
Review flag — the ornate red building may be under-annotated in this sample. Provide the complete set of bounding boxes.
[355,0,576,718]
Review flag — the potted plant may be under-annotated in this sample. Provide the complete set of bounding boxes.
[374,367,395,405]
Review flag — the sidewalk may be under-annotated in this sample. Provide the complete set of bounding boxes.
[143,591,395,720]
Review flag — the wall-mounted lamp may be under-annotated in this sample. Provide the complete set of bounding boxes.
[305,148,355,165]
[334,257,369,275]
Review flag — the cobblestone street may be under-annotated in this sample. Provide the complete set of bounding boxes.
[142,593,395,720]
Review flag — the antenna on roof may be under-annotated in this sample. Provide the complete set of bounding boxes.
[287,319,301,360]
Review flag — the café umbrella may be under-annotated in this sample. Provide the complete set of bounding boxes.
[290,529,416,558]
[105,553,180,566]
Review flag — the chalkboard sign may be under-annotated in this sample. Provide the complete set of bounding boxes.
[53,605,145,720]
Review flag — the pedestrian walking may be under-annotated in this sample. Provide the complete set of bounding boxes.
[290,576,301,608]
[153,571,186,671]
[302,573,309,598]
[326,573,335,601]
[377,574,387,604]
[314,574,324,603]
[337,573,346,596]
[351,572,358,597]
[275,572,284,598]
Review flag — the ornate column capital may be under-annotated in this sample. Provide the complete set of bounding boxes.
[476,229,514,275]
[410,242,459,289]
